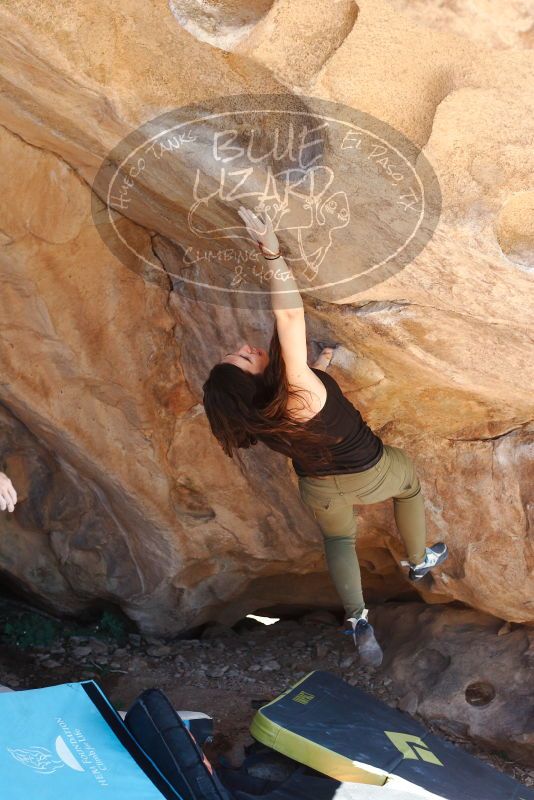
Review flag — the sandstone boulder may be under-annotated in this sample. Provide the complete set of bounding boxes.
[0,1,532,632]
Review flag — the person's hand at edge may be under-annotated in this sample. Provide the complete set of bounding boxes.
[0,472,17,512]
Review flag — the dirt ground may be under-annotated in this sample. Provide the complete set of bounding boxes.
[1,605,533,792]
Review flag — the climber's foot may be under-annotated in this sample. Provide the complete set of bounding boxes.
[343,610,383,667]
[402,542,449,582]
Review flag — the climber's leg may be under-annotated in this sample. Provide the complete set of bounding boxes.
[381,446,448,579]
[335,445,428,566]
[302,497,383,666]
[298,477,364,619]
[390,447,427,566]
[316,507,365,620]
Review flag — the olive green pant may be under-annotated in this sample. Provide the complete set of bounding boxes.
[297,444,427,620]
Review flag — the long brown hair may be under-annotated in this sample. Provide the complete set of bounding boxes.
[202,324,338,473]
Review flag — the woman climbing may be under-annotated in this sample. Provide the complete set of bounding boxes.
[202,206,448,667]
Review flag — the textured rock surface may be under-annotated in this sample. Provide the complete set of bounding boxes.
[373,603,534,766]
[0,1,533,632]
[387,0,534,50]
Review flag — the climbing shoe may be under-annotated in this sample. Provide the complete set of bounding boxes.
[401,542,449,581]
[343,609,383,667]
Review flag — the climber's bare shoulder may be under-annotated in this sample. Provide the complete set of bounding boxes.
[286,363,326,422]
[285,365,327,422]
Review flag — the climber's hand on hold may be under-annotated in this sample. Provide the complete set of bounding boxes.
[0,472,17,512]
[237,205,279,255]
[321,347,335,363]
[313,345,337,370]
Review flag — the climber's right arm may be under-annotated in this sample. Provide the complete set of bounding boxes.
[274,305,326,413]
[272,289,307,378]
[236,205,323,400]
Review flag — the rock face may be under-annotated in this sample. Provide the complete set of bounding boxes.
[373,603,534,767]
[0,1,533,633]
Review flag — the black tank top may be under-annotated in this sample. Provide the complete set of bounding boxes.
[290,367,384,477]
